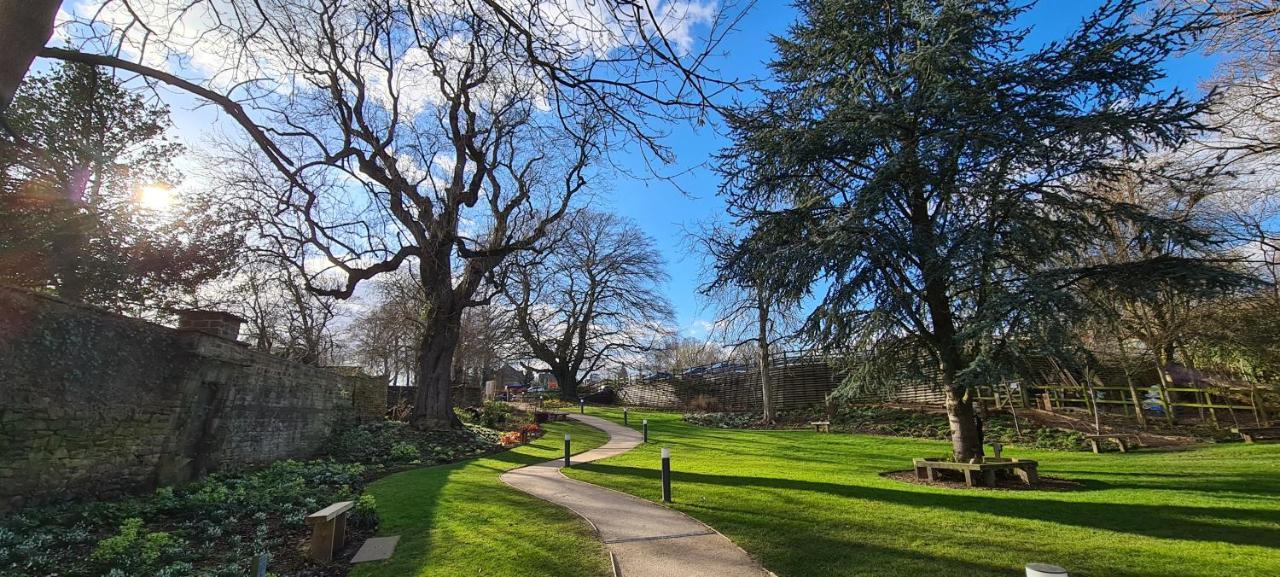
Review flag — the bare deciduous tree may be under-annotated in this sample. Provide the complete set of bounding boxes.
[498,210,673,400]
[41,0,740,429]
[207,259,344,365]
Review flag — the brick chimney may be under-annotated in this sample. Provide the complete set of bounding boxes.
[176,310,246,341]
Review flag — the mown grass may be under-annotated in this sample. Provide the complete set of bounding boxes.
[351,420,611,577]
[564,408,1280,577]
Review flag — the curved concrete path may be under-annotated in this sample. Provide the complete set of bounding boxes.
[500,414,773,577]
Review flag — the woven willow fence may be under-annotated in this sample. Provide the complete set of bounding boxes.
[599,350,1276,428]
[606,351,944,412]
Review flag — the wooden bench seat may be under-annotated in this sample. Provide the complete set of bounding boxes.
[306,501,354,562]
[913,458,1038,487]
[1231,426,1280,444]
[1083,434,1139,454]
[810,421,831,433]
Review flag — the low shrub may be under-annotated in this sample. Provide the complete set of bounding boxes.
[349,494,379,531]
[684,406,1090,451]
[478,400,514,428]
[390,442,421,463]
[540,398,572,409]
[325,421,501,466]
[90,518,182,574]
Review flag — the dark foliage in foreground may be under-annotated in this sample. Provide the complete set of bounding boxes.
[0,423,502,577]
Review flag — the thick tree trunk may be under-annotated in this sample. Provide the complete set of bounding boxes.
[554,368,579,401]
[0,0,61,118]
[944,386,982,462]
[411,323,461,430]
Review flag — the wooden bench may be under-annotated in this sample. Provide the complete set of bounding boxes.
[1084,434,1139,454]
[306,501,354,562]
[1231,426,1280,444]
[913,458,1039,487]
[810,421,831,433]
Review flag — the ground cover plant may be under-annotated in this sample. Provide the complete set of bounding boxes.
[568,408,1280,577]
[0,460,374,577]
[326,421,503,465]
[684,406,1090,451]
[351,420,611,577]
[0,423,502,577]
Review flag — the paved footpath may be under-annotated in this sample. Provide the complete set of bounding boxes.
[500,414,774,577]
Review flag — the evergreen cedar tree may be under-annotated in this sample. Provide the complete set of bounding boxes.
[0,63,236,312]
[714,0,1248,460]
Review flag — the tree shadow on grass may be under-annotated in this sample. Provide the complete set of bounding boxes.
[754,532,1025,577]
[574,463,1280,549]
[351,425,611,577]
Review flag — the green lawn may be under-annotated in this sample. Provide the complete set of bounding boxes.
[351,420,611,577]
[563,408,1280,577]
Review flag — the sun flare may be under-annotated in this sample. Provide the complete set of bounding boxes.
[136,184,176,212]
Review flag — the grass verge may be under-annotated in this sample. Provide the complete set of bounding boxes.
[564,407,1280,577]
[351,420,611,577]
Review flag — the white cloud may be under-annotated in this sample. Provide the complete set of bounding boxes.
[65,0,717,119]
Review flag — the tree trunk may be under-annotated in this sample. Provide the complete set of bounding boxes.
[554,368,579,401]
[0,0,61,118]
[944,386,982,462]
[411,322,461,429]
[757,289,775,423]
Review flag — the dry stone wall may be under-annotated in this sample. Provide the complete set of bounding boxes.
[0,287,387,511]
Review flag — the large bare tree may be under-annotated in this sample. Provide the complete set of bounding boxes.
[498,210,673,400]
[40,0,740,429]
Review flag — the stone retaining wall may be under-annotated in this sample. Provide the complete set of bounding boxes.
[0,287,387,511]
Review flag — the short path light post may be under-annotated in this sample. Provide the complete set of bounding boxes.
[579,398,585,414]
[1026,563,1067,577]
[661,447,672,503]
[623,407,629,426]
[642,419,649,443]
[564,433,572,468]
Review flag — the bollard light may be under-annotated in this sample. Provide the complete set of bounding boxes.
[661,447,672,503]
[580,398,585,414]
[624,407,629,426]
[1026,563,1067,577]
[564,433,571,468]
[642,419,649,443]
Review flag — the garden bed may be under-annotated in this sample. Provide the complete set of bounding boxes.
[0,422,504,577]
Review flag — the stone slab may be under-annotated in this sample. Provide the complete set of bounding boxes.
[350,536,400,563]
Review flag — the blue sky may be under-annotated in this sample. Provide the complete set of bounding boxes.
[598,1,1224,339]
[59,0,1224,339]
